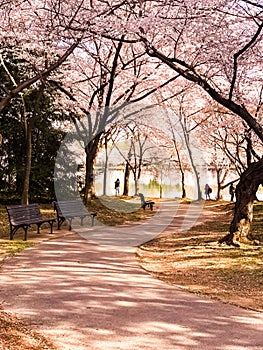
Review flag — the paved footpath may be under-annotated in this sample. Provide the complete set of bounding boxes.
[0,201,262,350]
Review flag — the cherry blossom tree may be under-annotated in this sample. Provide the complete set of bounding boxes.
[1,1,180,202]
[0,0,122,111]
[51,34,181,201]
[123,0,263,245]
[2,1,263,245]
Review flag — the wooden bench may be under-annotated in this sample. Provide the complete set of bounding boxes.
[6,204,56,241]
[138,193,155,211]
[53,200,97,230]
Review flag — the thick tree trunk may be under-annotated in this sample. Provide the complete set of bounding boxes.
[219,158,263,246]
[85,153,96,202]
[123,161,130,196]
[84,134,101,203]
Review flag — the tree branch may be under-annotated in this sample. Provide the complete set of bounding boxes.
[229,21,263,100]
[0,38,81,112]
[143,41,263,143]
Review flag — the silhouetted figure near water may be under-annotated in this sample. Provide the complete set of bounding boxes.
[205,184,212,200]
[229,183,235,201]
[114,178,120,196]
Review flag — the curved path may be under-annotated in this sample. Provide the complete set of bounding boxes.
[0,201,262,350]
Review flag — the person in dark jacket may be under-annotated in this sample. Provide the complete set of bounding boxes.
[205,184,212,200]
[114,178,120,196]
[229,183,235,201]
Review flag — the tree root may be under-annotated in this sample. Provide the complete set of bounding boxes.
[219,233,261,247]
[218,233,240,247]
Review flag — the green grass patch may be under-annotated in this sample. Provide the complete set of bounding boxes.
[0,241,34,260]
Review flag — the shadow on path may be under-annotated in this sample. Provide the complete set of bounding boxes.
[0,202,262,350]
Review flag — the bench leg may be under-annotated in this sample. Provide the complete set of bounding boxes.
[24,226,29,241]
[145,203,150,210]
[10,226,29,240]
[37,224,41,234]
[57,217,64,230]
[49,221,54,234]
[10,226,15,240]
[68,218,72,231]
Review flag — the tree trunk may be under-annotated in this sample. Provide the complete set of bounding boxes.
[134,177,139,196]
[214,166,229,200]
[85,154,95,202]
[219,158,263,246]
[84,134,101,203]
[181,169,186,199]
[21,119,32,205]
[190,154,202,200]
[123,161,130,196]
[21,88,42,204]
[132,169,140,196]
[173,141,186,198]
[160,183,163,199]
[216,169,223,200]
[181,125,202,200]
[102,137,108,196]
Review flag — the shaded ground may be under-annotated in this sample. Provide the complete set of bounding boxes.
[0,307,58,350]
[1,213,263,350]
[137,201,263,312]
[0,199,262,349]
[0,197,157,350]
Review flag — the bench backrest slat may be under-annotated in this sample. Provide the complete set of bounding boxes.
[54,200,88,217]
[139,193,146,205]
[6,204,41,224]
